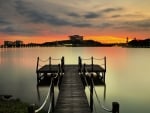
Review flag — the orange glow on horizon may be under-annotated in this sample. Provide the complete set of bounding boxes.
[0,34,134,45]
[85,36,128,44]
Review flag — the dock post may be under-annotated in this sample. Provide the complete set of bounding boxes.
[78,56,82,73]
[51,78,55,112]
[104,56,106,71]
[58,64,61,89]
[91,56,93,72]
[61,56,64,73]
[112,102,119,113]
[28,104,35,113]
[83,64,86,75]
[36,57,40,84]
[49,57,51,68]
[36,57,39,72]
[90,74,93,112]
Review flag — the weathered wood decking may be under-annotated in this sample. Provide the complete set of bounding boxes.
[54,65,91,113]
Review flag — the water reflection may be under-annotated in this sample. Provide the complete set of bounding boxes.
[0,47,150,113]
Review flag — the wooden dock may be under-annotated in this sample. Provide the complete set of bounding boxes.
[32,56,119,113]
[54,65,91,113]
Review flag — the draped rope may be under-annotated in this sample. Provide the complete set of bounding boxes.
[82,67,98,113]
[93,57,104,60]
[51,58,61,60]
[39,58,49,62]
[47,93,53,113]
[92,78,112,112]
[35,79,53,113]
[83,65,112,113]
[81,57,91,60]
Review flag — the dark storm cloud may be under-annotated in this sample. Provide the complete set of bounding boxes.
[0,27,15,34]
[67,12,81,17]
[0,26,34,35]
[0,17,10,25]
[84,12,100,19]
[98,23,113,28]
[133,19,150,28]
[15,0,94,28]
[73,23,92,27]
[114,19,150,31]
[101,7,123,13]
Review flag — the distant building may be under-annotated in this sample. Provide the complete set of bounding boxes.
[69,35,83,42]
[14,40,23,47]
[4,40,23,47]
[4,41,14,47]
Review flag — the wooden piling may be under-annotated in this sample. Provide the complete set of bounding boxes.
[104,56,106,71]
[78,56,82,72]
[36,57,40,84]
[28,104,35,113]
[49,57,51,69]
[51,78,55,112]
[36,57,39,73]
[90,74,93,112]
[91,56,93,72]
[112,102,119,113]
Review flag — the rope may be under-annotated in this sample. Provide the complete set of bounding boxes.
[93,57,104,60]
[82,73,97,113]
[83,66,111,113]
[51,58,61,60]
[47,93,53,113]
[81,57,91,60]
[39,58,49,62]
[35,79,53,113]
[92,79,112,112]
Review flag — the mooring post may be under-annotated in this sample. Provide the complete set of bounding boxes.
[49,57,51,68]
[90,74,93,112]
[51,78,55,112]
[83,64,86,75]
[112,102,119,113]
[58,64,61,89]
[61,56,64,73]
[36,57,39,73]
[28,104,35,113]
[78,56,82,72]
[91,56,93,72]
[104,56,106,71]
[36,57,40,84]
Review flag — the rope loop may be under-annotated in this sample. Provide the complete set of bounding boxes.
[81,57,91,60]
[39,58,49,62]
[51,58,61,60]
[93,57,104,60]
[35,79,53,113]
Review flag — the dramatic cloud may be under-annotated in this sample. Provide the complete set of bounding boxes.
[101,8,123,13]
[67,12,81,18]
[0,0,149,40]
[84,12,100,19]
[0,17,10,25]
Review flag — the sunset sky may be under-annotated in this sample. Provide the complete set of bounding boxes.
[0,0,150,44]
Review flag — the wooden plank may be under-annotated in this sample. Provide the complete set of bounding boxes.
[54,65,91,113]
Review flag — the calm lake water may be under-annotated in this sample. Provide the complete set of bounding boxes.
[0,47,150,113]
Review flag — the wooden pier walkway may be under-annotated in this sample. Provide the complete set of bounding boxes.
[54,65,91,113]
[31,56,119,113]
